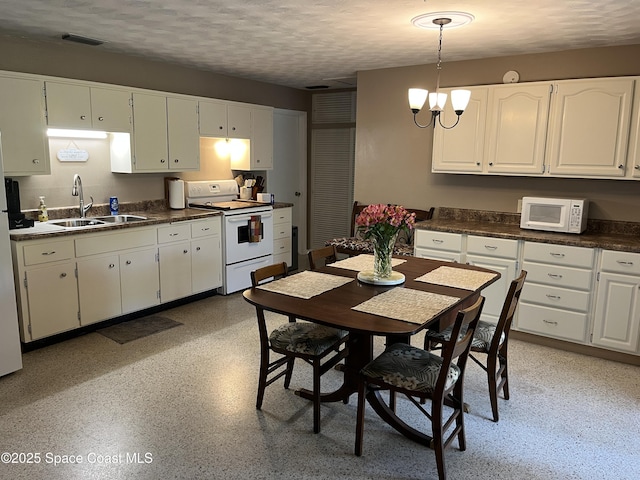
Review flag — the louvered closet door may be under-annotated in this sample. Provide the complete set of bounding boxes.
[309,127,356,249]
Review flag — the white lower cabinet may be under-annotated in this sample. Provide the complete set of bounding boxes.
[465,235,519,324]
[119,248,160,314]
[517,241,595,343]
[414,230,463,262]
[272,207,292,267]
[77,255,122,326]
[592,250,640,354]
[191,218,222,293]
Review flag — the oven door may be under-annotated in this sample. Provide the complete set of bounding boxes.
[224,210,274,264]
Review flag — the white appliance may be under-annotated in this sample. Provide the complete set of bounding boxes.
[0,134,23,377]
[185,180,273,294]
[520,196,589,234]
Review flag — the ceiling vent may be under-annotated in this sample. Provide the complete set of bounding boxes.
[61,33,104,46]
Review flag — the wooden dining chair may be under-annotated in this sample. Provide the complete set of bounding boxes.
[424,270,527,422]
[307,245,338,270]
[355,296,484,480]
[250,262,349,433]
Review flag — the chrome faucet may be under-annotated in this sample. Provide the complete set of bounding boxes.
[72,174,93,218]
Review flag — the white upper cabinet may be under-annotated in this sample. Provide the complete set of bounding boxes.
[485,83,551,175]
[0,74,50,175]
[167,96,200,171]
[45,82,132,132]
[432,87,488,173]
[199,100,251,138]
[546,77,634,177]
[626,80,640,178]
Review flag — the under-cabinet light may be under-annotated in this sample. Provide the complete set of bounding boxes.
[47,128,108,139]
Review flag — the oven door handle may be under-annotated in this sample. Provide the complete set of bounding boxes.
[227,213,273,223]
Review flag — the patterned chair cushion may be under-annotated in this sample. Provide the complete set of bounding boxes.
[269,322,348,355]
[361,343,460,393]
[427,320,503,352]
[326,237,415,256]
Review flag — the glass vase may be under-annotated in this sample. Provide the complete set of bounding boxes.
[372,232,398,279]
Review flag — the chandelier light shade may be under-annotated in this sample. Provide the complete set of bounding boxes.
[409,12,474,129]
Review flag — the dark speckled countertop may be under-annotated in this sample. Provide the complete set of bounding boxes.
[416,207,640,253]
[10,200,293,241]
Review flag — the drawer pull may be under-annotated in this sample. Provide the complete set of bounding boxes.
[550,252,565,258]
[201,227,210,232]
[432,239,444,244]
[616,260,634,266]
[543,319,558,326]
[169,233,180,237]
[484,245,498,250]
[41,251,56,256]
[546,294,561,300]
[547,273,563,279]
[60,272,67,278]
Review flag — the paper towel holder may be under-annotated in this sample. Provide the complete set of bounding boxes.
[165,176,185,209]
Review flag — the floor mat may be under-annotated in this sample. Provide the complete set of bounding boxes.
[96,315,182,344]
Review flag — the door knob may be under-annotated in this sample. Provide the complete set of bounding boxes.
[295,192,301,197]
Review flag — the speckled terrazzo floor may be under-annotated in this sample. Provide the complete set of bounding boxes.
[1,262,639,479]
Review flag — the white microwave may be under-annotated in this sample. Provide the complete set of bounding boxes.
[520,197,589,234]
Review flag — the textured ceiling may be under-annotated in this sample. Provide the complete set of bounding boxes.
[1,0,639,90]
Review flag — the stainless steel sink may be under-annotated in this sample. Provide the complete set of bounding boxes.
[48,218,107,228]
[92,214,148,223]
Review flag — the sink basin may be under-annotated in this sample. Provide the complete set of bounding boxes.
[48,218,107,228]
[92,214,148,223]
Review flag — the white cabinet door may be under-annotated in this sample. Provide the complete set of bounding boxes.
[77,255,122,325]
[227,104,252,138]
[132,93,169,171]
[485,83,550,175]
[432,87,488,173]
[547,78,634,177]
[192,236,222,293]
[45,81,92,128]
[90,87,132,132]
[250,106,274,170]
[25,263,79,340]
[159,242,192,303]
[120,248,160,313]
[0,75,49,175]
[466,255,517,325]
[592,272,640,353]
[199,100,228,136]
[167,96,199,171]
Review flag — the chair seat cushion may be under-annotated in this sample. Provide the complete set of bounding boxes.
[269,322,347,355]
[361,343,460,393]
[326,237,414,256]
[427,320,502,352]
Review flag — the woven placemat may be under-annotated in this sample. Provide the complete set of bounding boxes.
[352,288,459,325]
[257,270,352,299]
[415,266,498,291]
[331,254,407,272]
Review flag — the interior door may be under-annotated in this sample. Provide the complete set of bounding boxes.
[269,109,307,252]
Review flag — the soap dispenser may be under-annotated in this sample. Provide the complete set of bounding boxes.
[38,196,48,222]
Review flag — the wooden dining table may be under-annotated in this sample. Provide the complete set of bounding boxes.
[242,254,500,445]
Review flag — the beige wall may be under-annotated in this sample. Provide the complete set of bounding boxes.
[354,45,640,221]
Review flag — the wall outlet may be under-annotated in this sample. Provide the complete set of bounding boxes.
[517,199,522,213]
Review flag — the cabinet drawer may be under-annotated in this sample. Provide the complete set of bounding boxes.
[273,208,292,225]
[191,218,221,238]
[75,228,156,257]
[23,240,75,266]
[414,230,462,252]
[522,261,593,290]
[520,283,590,312]
[523,241,594,268]
[600,250,640,275]
[414,247,462,263]
[158,223,191,243]
[273,222,291,240]
[517,303,588,342]
[467,235,518,259]
[274,237,291,255]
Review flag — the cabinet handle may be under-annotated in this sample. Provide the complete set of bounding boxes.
[201,227,210,231]
[183,249,189,254]
[432,239,444,244]
[80,115,86,120]
[618,164,624,169]
[32,158,39,164]
[126,260,132,265]
[41,251,56,256]
[547,273,563,279]
[476,162,480,166]
[169,233,179,237]
[543,319,558,326]
[109,263,115,268]
[550,252,565,258]
[635,165,640,170]
[160,159,166,163]
[60,272,67,278]
[488,162,493,166]
[219,125,223,130]
[98,116,104,121]
[196,246,201,251]
[546,294,561,300]
[232,126,236,131]
[616,260,634,266]
[484,245,497,250]
[174,159,179,163]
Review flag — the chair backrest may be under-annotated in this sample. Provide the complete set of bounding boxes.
[489,270,527,352]
[437,296,485,392]
[349,201,368,237]
[308,245,338,271]
[251,262,289,287]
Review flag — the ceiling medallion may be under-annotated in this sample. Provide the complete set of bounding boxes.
[411,11,475,30]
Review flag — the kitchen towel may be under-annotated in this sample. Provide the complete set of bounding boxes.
[249,215,262,242]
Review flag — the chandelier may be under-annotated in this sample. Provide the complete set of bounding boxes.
[409,13,473,129]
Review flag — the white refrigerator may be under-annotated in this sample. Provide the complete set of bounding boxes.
[0,135,23,377]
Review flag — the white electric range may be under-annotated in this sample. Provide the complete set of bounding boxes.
[185,180,273,295]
